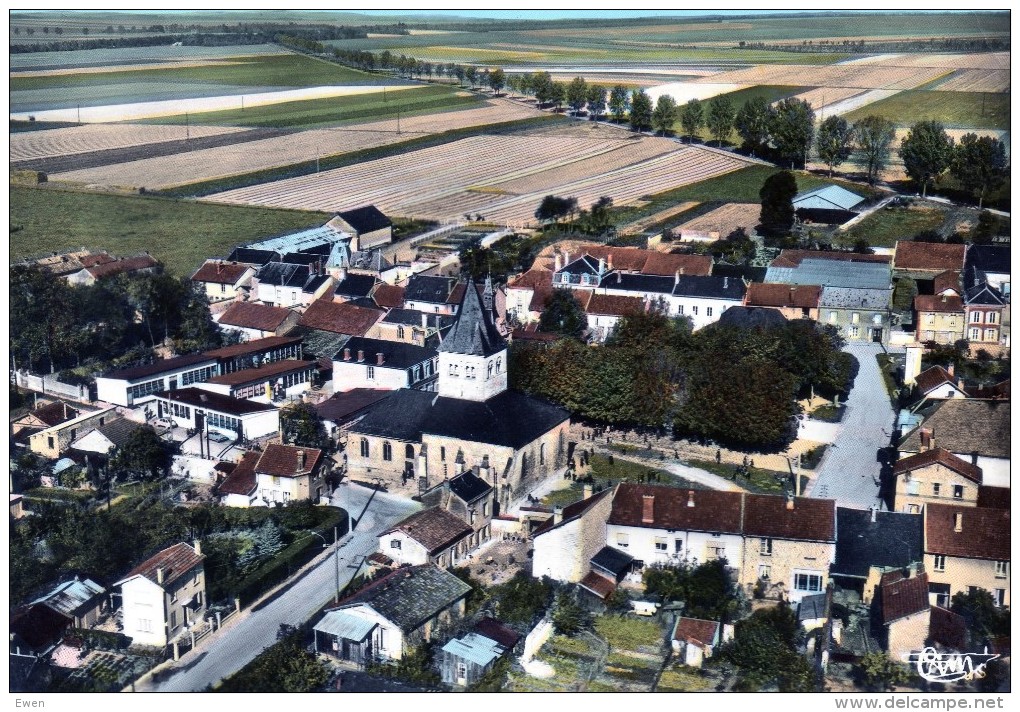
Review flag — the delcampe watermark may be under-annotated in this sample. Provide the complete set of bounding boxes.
[903,648,1000,683]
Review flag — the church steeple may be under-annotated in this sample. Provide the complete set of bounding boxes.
[437,281,508,401]
[483,274,494,312]
[438,280,506,358]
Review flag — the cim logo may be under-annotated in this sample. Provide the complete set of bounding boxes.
[903,647,1000,683]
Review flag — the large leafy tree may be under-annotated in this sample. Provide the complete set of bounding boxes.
[651,94,678,135]
[281,402,331,451]
[110,425,172,482]
[899,120,954,197]
[815,115,854,177]
[487,67,505,94]
[608,85,630,122]
[854,115,896,186]
[719,604,814,692]
[758,170,798,236]
[679,98,703,143]
[586,84,607,121]
[548,81,566,111]
[734,96,774,157]
[566,76,588,115]
[706,95,736,146]
[539,289,588,339]
[531,70,553,105]
[643,559,738,621]
[951,133,1009,209]
[770,98,815,168]
[218,628,329,692]
[628,89,653,132]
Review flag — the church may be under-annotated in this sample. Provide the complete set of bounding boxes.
[344,279,571,513]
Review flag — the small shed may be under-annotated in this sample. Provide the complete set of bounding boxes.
[671,617,721,668]
[313,609,378,666]
[793,185,865,225]
[798,592,829,633]
[438,632,507,687]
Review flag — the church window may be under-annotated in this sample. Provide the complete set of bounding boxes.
[360,438,369,458]
[383,441,392,461]
[487,361,494,378]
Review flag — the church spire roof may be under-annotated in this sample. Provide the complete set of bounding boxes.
[438,281,506,357]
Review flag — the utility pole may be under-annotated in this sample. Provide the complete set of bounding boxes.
[333,526,340,603]
[185,112,190,141]
[77,104,81,125]
[396,107,401,134]
[316,143,320,174]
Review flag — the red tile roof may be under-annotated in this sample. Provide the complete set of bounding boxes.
[216,452,260,497]
[742,494,836,542]
[893,447,982,483]
[255,443,323,479]
[609,484,744,534]
[119,542,203,588]
[582,245,649,272]
[914,294,965,314]
[191,260,254,285]
[925,503,1010,561]
[894,242,966,272]
[929,605,968,651]
[508,270,552,290]
[914,366,959,395]
[881,573,930,624]
[583,293,644,317]
[219,302,293,332]
[372,284,405,309]
[25,401,79,427]
[532,488,613,537]
[933,270,962,295]
[299,298,383,335]
[771,249,889,268]
[203,335,302,360]
[475,617,521,649]
[85,254,159,279]
[382,507,472,554]
[745,283,822,309]
[640,252,713,277]
[674,617,720,648]
[448,283,467,305]
[579,571,616,599]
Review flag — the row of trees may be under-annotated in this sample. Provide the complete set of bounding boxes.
[510,310,855,450]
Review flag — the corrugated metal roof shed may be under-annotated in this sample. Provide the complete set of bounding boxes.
[314,610,378,642]
[793,185,865,211]
[441,633,505,666]
[246,224,350,254]
[766,259,891,289]
[31,579,105,616]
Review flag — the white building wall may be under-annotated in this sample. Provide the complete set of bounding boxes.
[606,524,744,568]
[532,519,587,582]
[342,605,405,661]
[333,360,409,391]
[120,577,167,647]
[506,287,535,323]
[380,531,430,567]
[670,296,742,330]
[437,350,507,401]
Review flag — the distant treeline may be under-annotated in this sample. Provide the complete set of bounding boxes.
[10,22,408,54]
[740,37,1010,53]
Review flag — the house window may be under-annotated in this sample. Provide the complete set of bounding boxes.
[985,329,996,341]
[706,307,713,318]
[483,502,489,517]
[993,589,1006,607]
[970,328,980,341]
[406,444,415,460]
[907,504,921,514]
[48,436,55,450]
[850,326,859,338]
[927,314,935,325]
[932,483,941,497]
[413,365,421,382]
[138,619,153,633]
[655,538,667,552]
[360,438,369,458]
[539,443,545,465]
[465,365,476,380]
[907,480,920,495]
[616,533,629,549]
[934,555,946,572]
[995,561,1008,578]
[759,564,771,580]
[390,539,401,549]
[440,446,446,461]
[367,365,375,380]
[272,476,280,486]
[931,583,950,608]
[487,361,494,378]
[674,539,683,553]
[691,305,698,316]
[953,485,964,499]
[987,312,998,325]
[760,538,773,556]
[398,326,405,339]
[456,662,468,681]
[383,441,392,461]
[971,311,982,323]
[170,611,177,629]
[828,311,837,324]
[708,546,726,560]
[793,573,823,593]
[872,314,882,324]
[470,510,477,525]
[677,305,684,315]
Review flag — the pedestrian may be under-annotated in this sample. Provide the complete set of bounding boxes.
[750,459,755,469]
[742,455,749,468]
[716,449,722,464]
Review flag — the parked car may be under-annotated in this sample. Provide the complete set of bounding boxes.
[207,431,232,443]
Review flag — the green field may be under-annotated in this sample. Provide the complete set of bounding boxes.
[146,84,478,129]
[843,90,1010,130]
[838,205,947,248]
[10,187,330,276]
[10,53,402,92]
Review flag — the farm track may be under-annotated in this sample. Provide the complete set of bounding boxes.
[11,127,295,174]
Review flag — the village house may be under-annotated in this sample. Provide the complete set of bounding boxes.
[419,469,497,550]
[216,301,300,341]
[115,542,206,648]
[196,358,318,402]
[95,353,218,408]
[28,577,108,630]
[332,336,439,392]
[65,253,160,286]
[368,308,452,345]
[531,489,617,585]
[506,269,555,325]
[14,249,115,278]
[743,283,822,321]
[963,279,1007,350]
[151,388,281,440]
[914,293,966,345]
[249,443,327,506]
[251,260,334,308]
[190,260,257,303]
[204,336,304,374]
[312,565,471,664]
[332,270,381,303]
[215,451,261,507]
[403,274,463,315]
[379,507,474,568]
[70,417,145,459]
[877,568,931,661]
[371,283,406,310]
[909,364,1011,402]
[923,503,1009,609]
[819,286,892,343]
[891,447,983,513]
[28,406,117,459]
[331,205,393,250]
[892,242,967,282]
[964,244,1011,351]
[579,292,643,342]
[297,298,385,337]
[12,400,86,449]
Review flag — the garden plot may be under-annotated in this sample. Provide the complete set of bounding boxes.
[10,123,245,162]
[51,100,544,190]
[204,135,754,225]
[676,202,761,239]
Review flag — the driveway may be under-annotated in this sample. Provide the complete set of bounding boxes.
[806,341,895,509]
[135,484,419,692]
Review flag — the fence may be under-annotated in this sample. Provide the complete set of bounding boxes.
[13,370,92,403]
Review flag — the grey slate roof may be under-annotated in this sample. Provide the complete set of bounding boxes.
[337,564,471,632]
[899,400,1010,459]
[405,275,457,304]
[605,273,676,294]
[337,205,392,234]
[798,593,828,621]
[672,275,746,300]
[334,273,379,299]
[337,336,437,370]
[792,185,865,211]
[964,282,1005,306]
[818,286,892,309]
[448,470,493,504]
[256,262,310,288]
[298,329,351,359]
[104,353,216,382]
[226,247,279,265]
[350,389,570,449]
[716,306,788,329]
[558,256,603,276]
[831,508,923,579]
[438,282,506,357]
[766,259,891,290]
[590,545,634,579]
[95,418,143,448]
[383,308,454,329]
[964,245,1010,279]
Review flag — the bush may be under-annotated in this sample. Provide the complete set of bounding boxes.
[69,628,131,651]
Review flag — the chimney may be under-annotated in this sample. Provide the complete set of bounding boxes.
[957,379,965,391]
[217,261,223,275]
[553,506,564,525]
[642,495,655,524]
[687,490,695,508]
[194,540,202,556]
[971,450,979,465]
[947,363,955,378]
[156,567,165,585]
[376,352,384,366]
[786,493,795,510]
[297,449,306,470]
[343,348,351,361]
[870,505,878,523]
[422,312,428,329]
[674,269,680,286]
[583,484,593,500]
[598,257,606,275]
[954,512,963,533]
[919,428,932,451]
[554,253,563,271]
[724,276,729,290]
[563,250,570,266]
[357,350,365,362]
[607,253,613,270]
[941,293,947,303]
[616,271,622,284]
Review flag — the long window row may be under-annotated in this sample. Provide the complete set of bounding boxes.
[206,412,241,432]
[128,379,164,400]
[182,366,216,386]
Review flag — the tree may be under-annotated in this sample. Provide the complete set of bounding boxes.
[218,628,328,692]
[566,76,588,115]
[706,95,736,146]
[759,170,798,236]
[280,402,331,450]
[899,121,954,197]
[719,604,813,692]
[643,559,738,620]
[608,85,630,122]
[579,196,614,237]
[856,652,911,692]
[488,67,505,95]
[815,115,854,177]
[586,84,607,121]
[531,71,553,105]
[552,590,592,636]
[854,115,896,186]
[734,96,774,157]
[950,588,1010,645]
[548,81,566,111]
[535,195,575,226]
[952,133,1008,209]
[539,289,587,339]
[453,64,465,85]
[770,98,815,168]
[651,94,678,135]
[972,210,1001,245]
[463,65,477,87]
[628,89,653,132]
[110,426,171,482]
[679,98,703,143]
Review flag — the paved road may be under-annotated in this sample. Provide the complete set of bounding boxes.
[807,341,896,509]
[138,484,419,692]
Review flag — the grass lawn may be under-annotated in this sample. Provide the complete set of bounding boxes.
[10,53,396,92]
[10,186,330,277]
[657,665,713,692]
[837,205,946,248]
[594,615,663,651]
[685,458,806,496]
[542,453,702,508]
[843,90,1010,130]
[147,84,479,129]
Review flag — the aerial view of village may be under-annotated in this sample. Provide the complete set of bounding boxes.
[7,9,1011,699]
